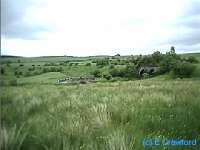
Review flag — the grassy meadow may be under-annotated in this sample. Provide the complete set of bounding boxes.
[1,53,200,150]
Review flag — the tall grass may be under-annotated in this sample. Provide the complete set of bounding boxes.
[0,124,28,150]
[1,79,200,149]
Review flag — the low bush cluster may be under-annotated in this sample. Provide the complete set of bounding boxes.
[22,67,64,77]
[171,62,196,78]
[42,67,63,73]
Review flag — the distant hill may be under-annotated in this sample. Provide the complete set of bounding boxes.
[0,55,23,58]
[180,53,200,61]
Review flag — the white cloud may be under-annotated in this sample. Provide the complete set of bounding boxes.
[2,0,199,56]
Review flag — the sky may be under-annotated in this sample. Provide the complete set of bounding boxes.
[1,0,200,57]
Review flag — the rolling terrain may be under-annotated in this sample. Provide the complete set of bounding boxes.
[1,53,200,150]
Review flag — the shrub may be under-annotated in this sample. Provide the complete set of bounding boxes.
[44,62,57,66]
[42,68,49,73]
[14,70,23,76]
[114,62,118,65]
[6,63,10,67]
[19,64,24,67]
[92,70,102,78]
[59,67,63,72]
[24,72,31,77]
[186,56,199,63]
[80,80,87,84]
[103,73,112,80]
[109,68,120,77]
[124,64,137,78]
[86,63,91,66]
[109,68,127,77]
[14,71,18,76]
[64,61,70,63]
[42,67,63,73]
[159,58,177,74]
[50,67,56,72]
[109,65,115,69]
[96,59,109,66]
[28,67,35,71]
[9,79,18,86]
[91,60,96,63]
[1,67,5,75]
[172,62,196,78]
[33,71,40,76]
[151,51,163,64]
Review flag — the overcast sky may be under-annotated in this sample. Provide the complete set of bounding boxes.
[1,0,200,56]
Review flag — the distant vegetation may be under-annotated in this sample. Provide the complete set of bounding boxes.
[90,49,199,80]
[1,50,200,86]
[0,48,200,86]
[0,48,200,150]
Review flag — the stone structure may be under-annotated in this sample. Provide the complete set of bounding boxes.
[138,66,159,76]
[57,76,96,84]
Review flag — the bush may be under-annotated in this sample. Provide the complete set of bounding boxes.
[14,71,18,76]
[9,79,18,86]
[1,67,5,74]
[91,60,96,63]
[33,71,40,76]
[44,62,57,66]
[92,70,102,78]
[86,63,91,66]
[109,65,115,69]
[19,64,24,67]
[50,67,56,72]
[96,59,109,66]
[24,72,31,77]
[42,68,49,73]
[6,63,10,67]
[103,73,112,80]
[49,67,63,72]
[59,67,63,72]
[124,64,137,78]
[109,68,120,77]
[109,68,126,77]
[80,80,87,84]
[186,56,198,63]
[28,67,35,71]
[172,62,196,78]
[42,67,63,73]
[14,70,23,76]
[159,58,177,74]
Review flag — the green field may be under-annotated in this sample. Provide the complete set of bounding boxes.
[1,53,200,150]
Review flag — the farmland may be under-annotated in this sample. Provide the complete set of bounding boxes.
[1,52,200,150]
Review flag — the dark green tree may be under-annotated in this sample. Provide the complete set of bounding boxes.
[172,62,196,78]
[92,70,102,78]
